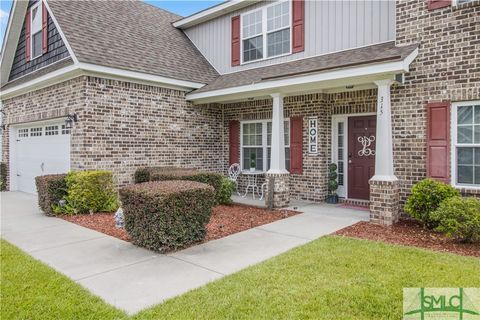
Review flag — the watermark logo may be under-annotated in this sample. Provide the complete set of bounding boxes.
[404,288,480,320]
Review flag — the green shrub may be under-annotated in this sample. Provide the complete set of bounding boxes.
[432,197,480,243]
[35,174,68,216]
[0,162,7,191]
[134,167,231,204]
[61,171,119,214]
[404,179,460,229]
[217,177,235,205]
[119,180,215,252]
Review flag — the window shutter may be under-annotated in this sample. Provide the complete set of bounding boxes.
[426,101,451,183]
[42,2,48,54]
[290,116,303,174]
[292,0,305,53]
[231,16,240,66]
[25,10,31,61]
[427,0,451,10]
[229,120,240,165]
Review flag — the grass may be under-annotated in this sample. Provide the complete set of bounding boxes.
[1,237,479,320]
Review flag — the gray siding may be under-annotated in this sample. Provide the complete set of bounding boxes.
[184,0,395,74]
[8,0,70,82]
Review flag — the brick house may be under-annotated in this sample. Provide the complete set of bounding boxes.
[1,0,478,225]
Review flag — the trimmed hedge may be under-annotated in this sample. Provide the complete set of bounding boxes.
[35,174,68,216]
[120,180,215,252]
[134,167,232,204]
[432,197,480,243]
[61,171,119,214]
[404,179,460,229]
[0,162,6,191]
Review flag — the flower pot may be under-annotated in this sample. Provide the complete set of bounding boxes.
[326,195,339,204]
[249,167,255,172]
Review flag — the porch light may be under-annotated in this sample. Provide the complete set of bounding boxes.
[65,113,78,129]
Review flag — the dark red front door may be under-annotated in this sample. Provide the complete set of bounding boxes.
[348,116,376,200]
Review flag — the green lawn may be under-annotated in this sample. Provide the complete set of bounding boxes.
[1,237,479,320]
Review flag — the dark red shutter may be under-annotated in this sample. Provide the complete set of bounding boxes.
[426,101,451,183]
[427,0,451,10]
[231,16,240,66]
[25,10,31,61]
[229,120,240,165]
[42,2,48,54]
[290,117,303,174]
[292,0,305,53]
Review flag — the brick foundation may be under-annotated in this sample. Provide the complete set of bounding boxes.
[369,179,400,226]
[265,173,290,208]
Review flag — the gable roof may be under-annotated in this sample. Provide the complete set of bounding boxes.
[46,0,218,84]
[192,42,419,95]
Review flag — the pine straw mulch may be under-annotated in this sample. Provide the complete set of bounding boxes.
[335,219,480,258]
[61,204,299,244]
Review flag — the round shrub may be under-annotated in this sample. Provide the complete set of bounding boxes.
[134,167,230,204]
[119,181,215,252]
[404,179,460,228]
[432,197,480,243]
[62,171,119,214]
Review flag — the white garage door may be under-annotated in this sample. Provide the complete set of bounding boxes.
[12,121,70,194]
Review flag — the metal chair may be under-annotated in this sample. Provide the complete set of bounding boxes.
[228,163,241,196]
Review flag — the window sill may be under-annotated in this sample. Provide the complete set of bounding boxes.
[240,51,293,67]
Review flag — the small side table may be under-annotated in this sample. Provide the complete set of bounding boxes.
[241,171,264,199]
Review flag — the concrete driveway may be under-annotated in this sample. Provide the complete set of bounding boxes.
[0,191,368,315]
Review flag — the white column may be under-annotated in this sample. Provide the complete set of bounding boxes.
[372,79,398,181]
[268,93,288,174]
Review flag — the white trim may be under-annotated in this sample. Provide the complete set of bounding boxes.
[450,100,480,190]
[0,63,207,99]
[240,118,290,172]
[331,112,376,199]
[42,0,79,64]
[187,50,418,103]
[75,63,206,89]
[240,0,292,65]
[173,0,263,29]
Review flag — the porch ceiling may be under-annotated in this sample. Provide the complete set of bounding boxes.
[187,42,419,105]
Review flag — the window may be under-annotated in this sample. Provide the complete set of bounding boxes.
[30,127,42,136]
[241,1,291,63]
[337,122,345,186]
[453,102,480,187]
[30,1,43,59]
[241,120,290,171]
[18,128,29,138]
[45,125,59,136]
[61,124,71,135]
[456,0,474,4]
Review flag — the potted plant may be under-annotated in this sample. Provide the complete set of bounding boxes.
[250,153,256,172]
[326,163,339,204]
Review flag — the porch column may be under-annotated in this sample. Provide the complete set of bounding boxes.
[369,80,400,226]
[372,80,396,181]
[265,93,290,208]
[268,93,288,174]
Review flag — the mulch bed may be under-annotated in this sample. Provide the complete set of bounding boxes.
[61,204,299,244]
[335,219,480,258]
[62,213,132,242]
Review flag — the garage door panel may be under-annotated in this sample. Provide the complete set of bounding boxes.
[13,122,70,194]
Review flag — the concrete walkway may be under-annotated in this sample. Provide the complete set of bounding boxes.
[0,191,368,315]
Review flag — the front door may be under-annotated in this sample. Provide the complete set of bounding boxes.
[348,116,376,200]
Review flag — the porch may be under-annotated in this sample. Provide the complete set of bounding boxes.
[188,42,419,226]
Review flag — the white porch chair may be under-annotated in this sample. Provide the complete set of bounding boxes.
[228,163,241,196]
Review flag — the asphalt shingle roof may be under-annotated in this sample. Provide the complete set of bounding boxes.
[47,0,219,84]
[193,41,419,94]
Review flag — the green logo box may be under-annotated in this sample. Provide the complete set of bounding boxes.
[404,288,480,320]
